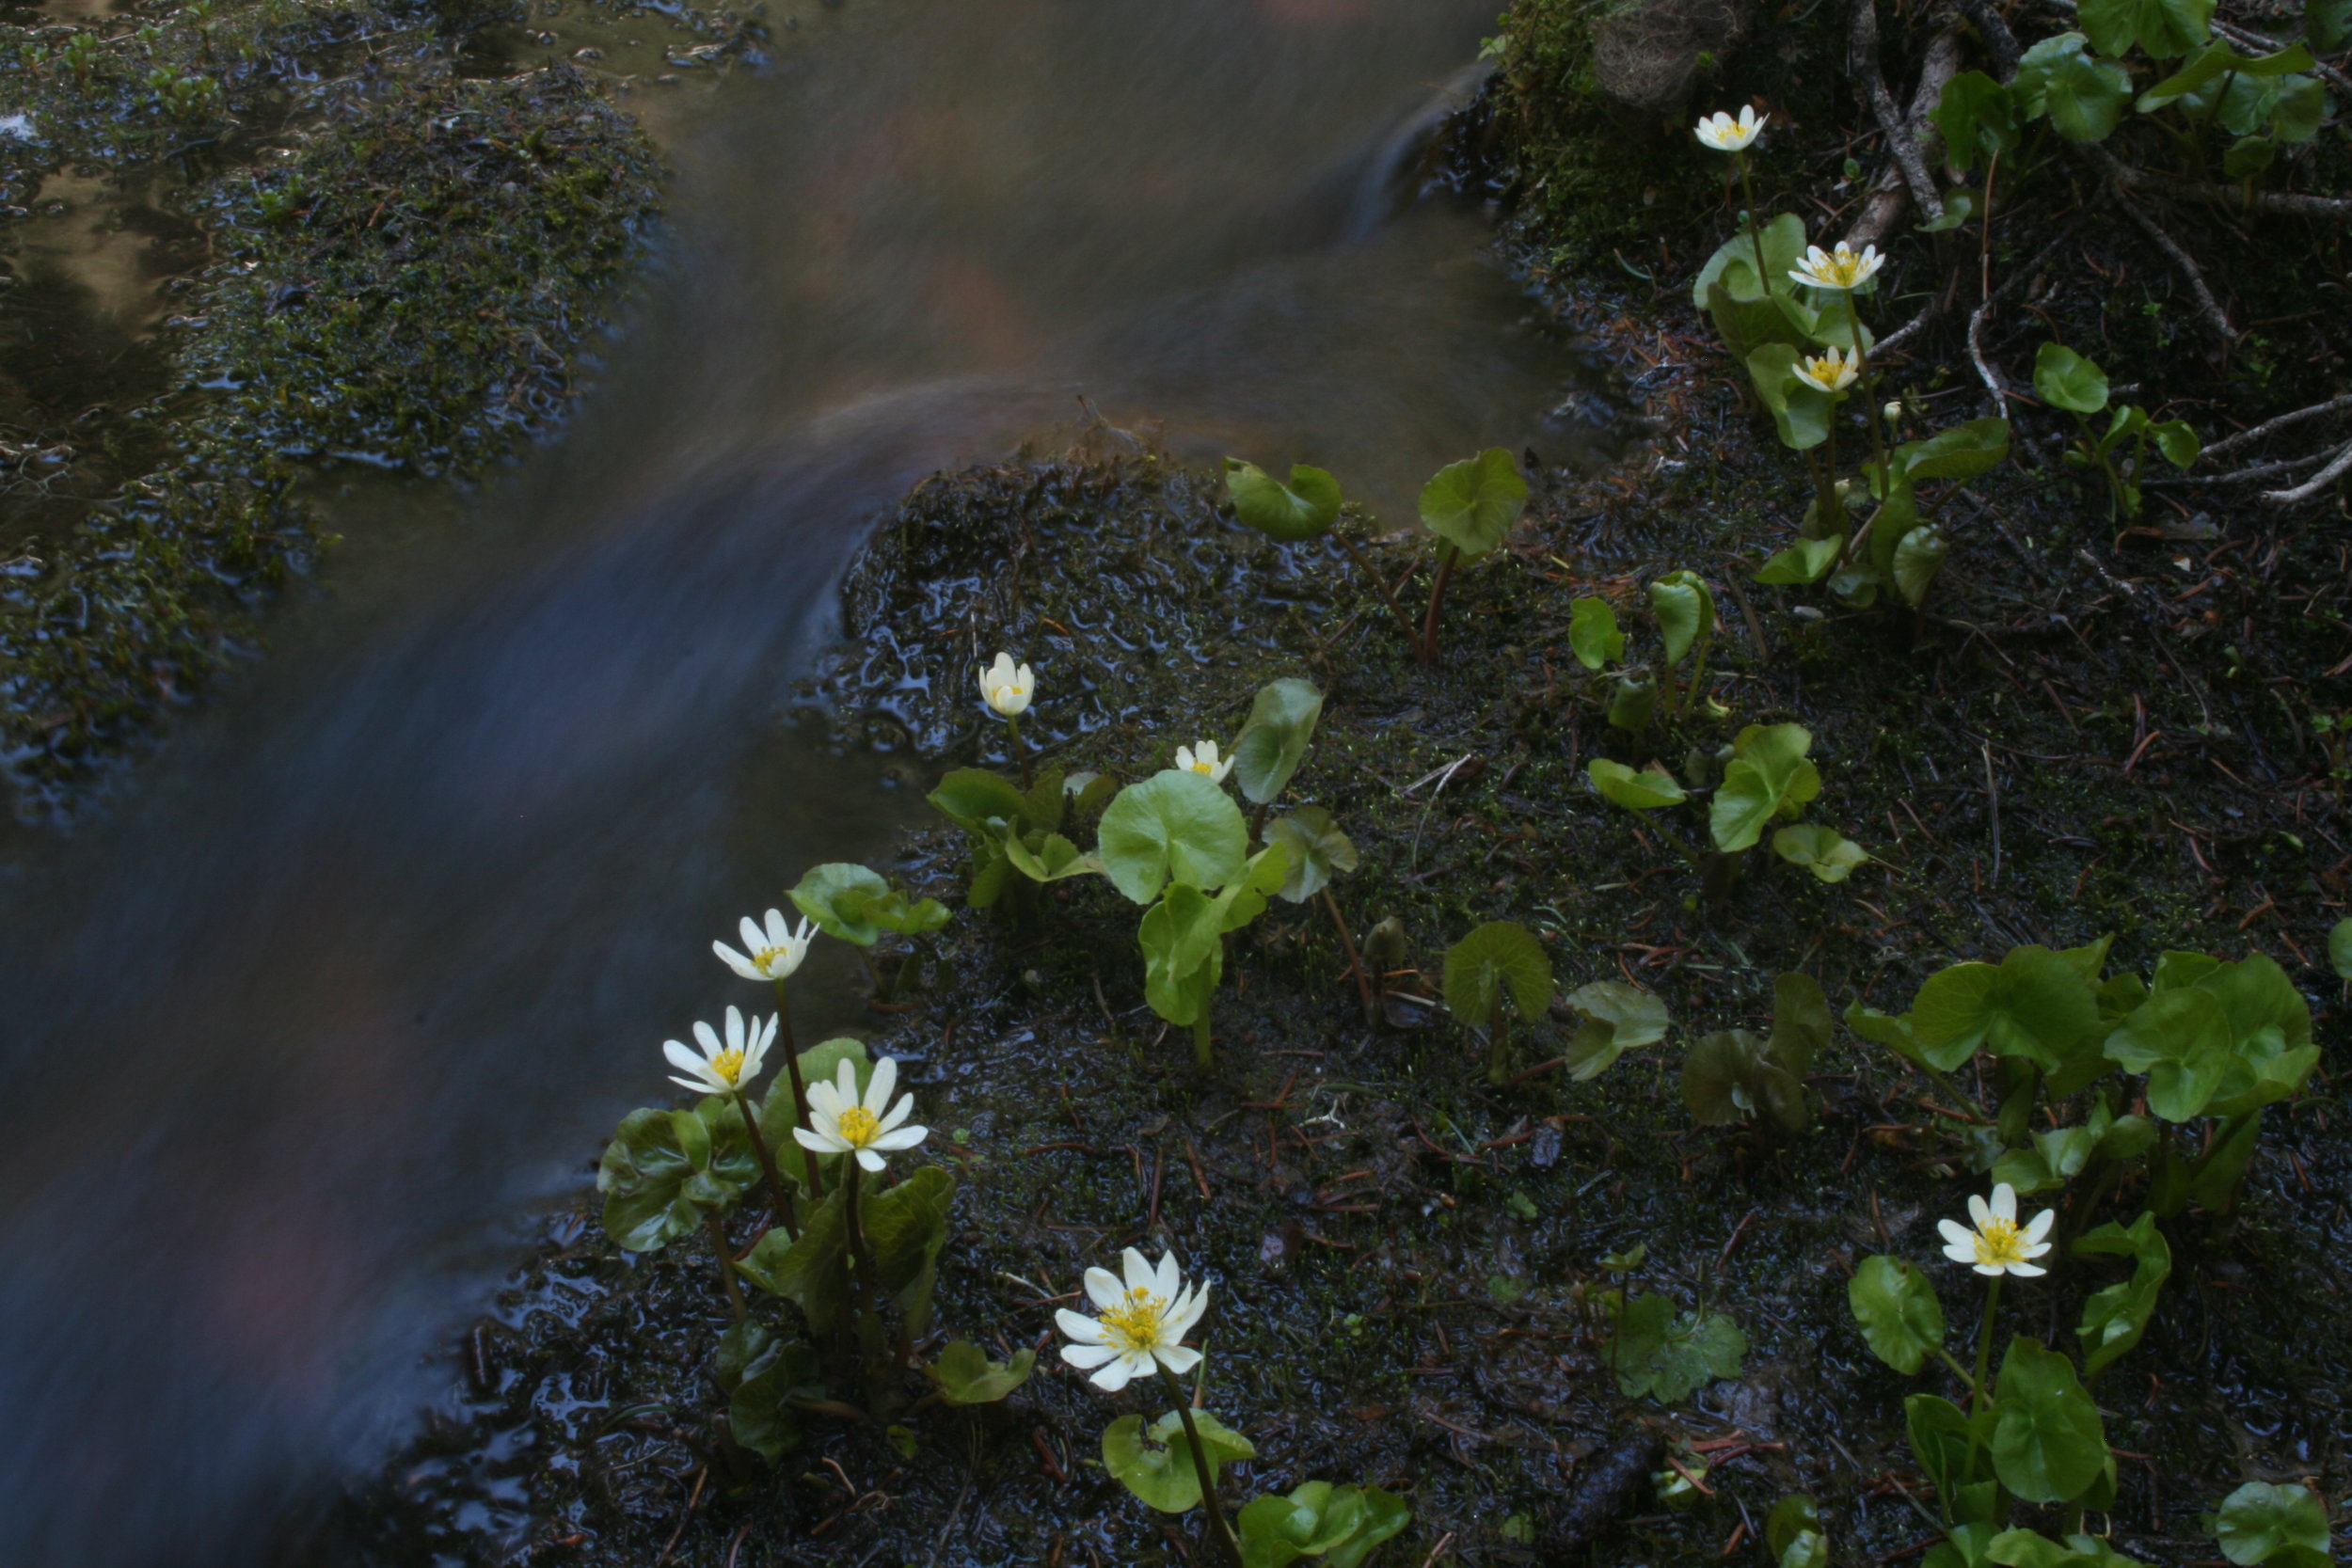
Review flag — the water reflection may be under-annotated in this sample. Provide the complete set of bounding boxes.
[0,1,1618,1561]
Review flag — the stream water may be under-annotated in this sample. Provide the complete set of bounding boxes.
[0,2,1617,1560]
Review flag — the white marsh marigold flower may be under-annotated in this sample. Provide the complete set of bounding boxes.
[663,1005,777,1096]
[978,652,1035,719]
[793,1053,928,1172]
[1789,241,1885,293]
[713,907,815,982]
[1175,739,1233,784]
[1694,105,1766,151]
[1056,1248,1211,1391]
[1939,1182,2055,1277]
[1795,345,1860,393]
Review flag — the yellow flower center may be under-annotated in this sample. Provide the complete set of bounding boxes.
[1973,1216,2026,1267]
[1813,249,1868,287]
[709,1049,746,1086]
[753,945,790,972]
[1098,1289,1168,1354]
[835,1104,882,1147]
[1189,760,1215,774]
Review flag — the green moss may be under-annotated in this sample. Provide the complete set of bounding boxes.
[0,0,664,805]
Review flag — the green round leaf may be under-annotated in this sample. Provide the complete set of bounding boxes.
[1099,769,1249,904]
[1264,805,1358,904]
[1569,596,1627,670]
[1756,533,1845,585]
[596,1101,756,1252]
[1934,71,2022,171]
[2033,342,2110,416]
[1745,342,1835,451]
[2079,0,2212,58]
[791,862,891,945]
[1588,756,1688,809]
[2213,1481,2330,1566]
[1443,920,1555,1028]
[1991,1338,2109,1505]
[1773,824,1868,881]
[2104,985,2233,1120]
[1683,1029,1766,1127]
[1649,571,1717,667]
[1104,1409,1256,1513]
[1901,418,2012,483]
[1710,723,1821,854]
[1419,448,1528,560]
[1225,458,1342,542]
[1611,1291,1748,1403]
[1891,524,1947,608]
[1606,675,1659,732]
[927,767,1029,835]
[1849,1255,1948,1375]
[1914,946,2101,1074]
[1564,978,1669,1079]
[1230,677,1325,806]
[925,1340,1038,1405]
[1769,1497,1830,1568]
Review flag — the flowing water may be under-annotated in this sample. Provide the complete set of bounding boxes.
[0,2,1621,1560]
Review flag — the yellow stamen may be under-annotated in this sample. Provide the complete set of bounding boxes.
[1189,761,1214,774]
[1098,1289,1168,1354]
[1973,1216,2026,1267]
[753,945,789,972]
[836,1104,882,1147]
[710,1048,746,1086]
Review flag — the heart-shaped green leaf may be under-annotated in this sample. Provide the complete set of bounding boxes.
[1225,458,1342,542]
[1569,596,1626,670]
[1589,756,1689,809]
[1230,677,1324,806]
[1419,448,1528,560]
[1099,769,1249,904]
[1991,1338,2109,1504]
[1104,1408,1256,1513]
[1850,1255,1948,1375]
[1443,920,1554,1028]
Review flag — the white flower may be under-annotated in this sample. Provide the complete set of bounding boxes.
[1883,399,1908,424]
[662,1005,777,1096]
[1055,1248,1211,1391]
[1174,739,1233,784]
[1795,345,1860,393]
[978,652,1035,719]
[1938,1183,2056,1277]
[792,1053,928,1172]
[1694,105,1766,151]
[1789,242,1885,293]
[712,908,815,982]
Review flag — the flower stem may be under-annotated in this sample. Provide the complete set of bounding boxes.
[1419,543,1459,664]
[1155,1364,1242,1567]
[771,977,828,1198]
[1962,1273,2003,1487]
[1190,1012,1213,1069]
[1320,887,1376,1026]
[1678,629,1712,720]
[1332,532,1421,647]
[707,1210,747,1321]
[733,1085,798,1242]
[1007,712,1032,788]
[1736,152,1771,293]
[842,1159,883,1330]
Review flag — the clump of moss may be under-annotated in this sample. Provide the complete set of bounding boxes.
[0,0,664,807]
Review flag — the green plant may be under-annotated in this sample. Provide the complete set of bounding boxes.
[1598,1281,1748,1402]
[1417,449,1530,663]
[2034,344,2200,519]
[1846,939,2316,1220]
[2205,1481,2332,1567]
[1587,722,1866,895]
[1223,460,1419,649]
[1442,919,1555,1083]
[1681,973,1830,1137]
[1058,1248,1409,1567]
[790,861,949,993]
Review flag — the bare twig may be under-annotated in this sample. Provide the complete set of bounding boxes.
[2201,392,2352,460]
[1966,300,2010,413]
[1852,0,1945,225]
[2104,157,2352,219]
[1843,29,1964,249]
[2090,158,2233,359]
[2146,446,2339,487]
[2263,436,2352,507]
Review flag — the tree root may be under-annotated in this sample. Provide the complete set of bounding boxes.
[1851,0,1946,227]
[2084,153,2234,361]
[2104,157,2352,220]
[1842,28,1963,249]
[2264,437,2352,508]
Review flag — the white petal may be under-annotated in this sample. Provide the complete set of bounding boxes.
[1084,1267,1123,1310]
[1121,1249,1156,1296]
[866,1053,899,1114]
[875,1095,914,1134]
[668,1073,717,1094]
[1153,1345,1201,1377]
[871,1124,928,1150]
[834,1057,861,1101]
[740,1015,775,1081]
[2021,1209,2055,1244]
[1972,1262,2004,1277]
[1967,1194,1992,1228]
[739,915,767,954]
[792,1128,837,1154]
[856,1148,886,1172]
[1057,1307,1108,1343]
[1061,1342,1120,1369]
[1165,1285,1210,1340]
[805,1077,846,1119]
[1989,1184,2017,1223]
[2006,1259,2046,1278]
[1938,1219,1974,1248]
[714,941,760,979]
[664,1039,707,1076]
[1089,1356,1138,1392]
[692,1019,723,1059]
[1153,1252,1182,1301]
